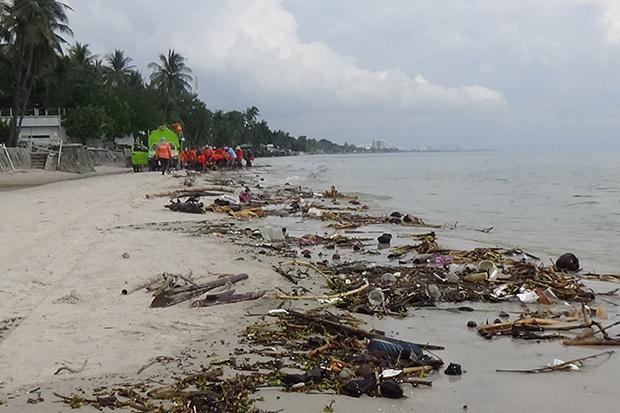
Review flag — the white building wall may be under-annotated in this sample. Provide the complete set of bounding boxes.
[0,113,67,144]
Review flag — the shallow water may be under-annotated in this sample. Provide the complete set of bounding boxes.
[261,151,620,274]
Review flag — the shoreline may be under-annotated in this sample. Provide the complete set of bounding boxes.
[0,164,618,412]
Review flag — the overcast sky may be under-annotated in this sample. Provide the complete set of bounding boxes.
[64,0,620,150]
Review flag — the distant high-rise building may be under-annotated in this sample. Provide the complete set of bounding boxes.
[371,140,391,150]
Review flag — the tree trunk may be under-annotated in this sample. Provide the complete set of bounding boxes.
[8,42,32,147]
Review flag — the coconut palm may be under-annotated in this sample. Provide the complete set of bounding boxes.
[126,70,144,89]
[104,49,135,87]
[1,0,73,146]
[148,49,193,99]
[68,42,95,65]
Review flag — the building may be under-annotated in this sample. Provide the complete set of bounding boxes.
[371,140,392,151]
[0,108,67,145]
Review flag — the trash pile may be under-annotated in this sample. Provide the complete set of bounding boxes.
[469,304,620,346]
[74,176,620,413]
[273,247,597,317]
[242,310,451,398]
[55,309,454,412]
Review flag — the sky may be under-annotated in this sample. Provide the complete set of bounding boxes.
[63,0,620,150]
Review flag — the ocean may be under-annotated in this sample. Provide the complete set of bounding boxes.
[262,151,620,274]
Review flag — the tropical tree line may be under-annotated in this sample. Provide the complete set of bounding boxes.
[0,0,355,154]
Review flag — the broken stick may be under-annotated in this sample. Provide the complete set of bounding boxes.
[496,350,614,373]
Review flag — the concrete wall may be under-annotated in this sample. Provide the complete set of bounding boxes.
[56,145,95,174]
[87,148,129,167]
[0,147,31,170]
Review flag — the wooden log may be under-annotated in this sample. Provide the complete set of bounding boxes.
[150,273,249,308]
[146,185,235,199]
[192,290,268,307]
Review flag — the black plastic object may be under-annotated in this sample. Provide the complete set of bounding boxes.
[377,233,393,245]
[444,363,463,376]
[556,253,580,271]
[379,381,404,399]
[342,376,377,398]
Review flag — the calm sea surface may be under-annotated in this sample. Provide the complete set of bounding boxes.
[262,151,620,274]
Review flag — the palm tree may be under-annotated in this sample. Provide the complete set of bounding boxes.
[126,70,144,89]
[1,0,73,146]
[148,49,193,119]
[68,41,94,65]
[104,49,135,87]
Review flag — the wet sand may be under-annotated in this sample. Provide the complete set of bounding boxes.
[0,167,618,412]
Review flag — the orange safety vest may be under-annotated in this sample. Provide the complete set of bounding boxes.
[156,143,172,160]
[187,150,197,161]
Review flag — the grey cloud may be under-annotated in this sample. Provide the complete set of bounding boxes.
[65,0,620,150]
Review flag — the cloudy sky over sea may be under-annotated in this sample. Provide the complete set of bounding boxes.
[66,0,620,150]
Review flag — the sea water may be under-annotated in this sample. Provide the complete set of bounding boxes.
[263,151,620,274]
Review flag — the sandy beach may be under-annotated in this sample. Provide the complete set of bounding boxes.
[0,168,618,413]
[0,170,289,406]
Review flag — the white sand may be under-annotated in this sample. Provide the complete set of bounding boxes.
[0,171,282,393]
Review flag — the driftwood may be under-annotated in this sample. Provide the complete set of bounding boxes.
[146,186,235,199]
[122,275,165,295]
[496,350,614,373]
[150,273,249,308]
[286,310,444,351]
[192,290,268,307]
[563,320,620,346]
[277,280,370,301]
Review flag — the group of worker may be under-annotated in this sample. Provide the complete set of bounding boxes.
[179,145,253,170]
[155,137,254,175]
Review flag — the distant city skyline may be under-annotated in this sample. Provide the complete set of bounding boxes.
[65,0,620,151]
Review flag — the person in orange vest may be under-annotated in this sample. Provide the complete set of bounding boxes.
[186,147,197,169]
[202,146,214,168]
[155,138,173,175]
[179,147,187,169]
[213,148,228,168]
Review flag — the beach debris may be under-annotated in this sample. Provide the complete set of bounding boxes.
[191,290,268,307]
[66,172,620,411]
[145,185,234,199]
[444,363,463,376]
[121,252,130,259]
[563,320,620,346]
[292,255,597,317]
[496,351,614,373]
[516,289,539,304]
[52,290,81,305]
[471,309,620,344]
[377,233,392,245]
[555,253,580,272]
[148,272,251,308]
[165,196,205,214]
[209,204,265,219]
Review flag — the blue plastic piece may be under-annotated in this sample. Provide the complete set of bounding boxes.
[368,338,423,360]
